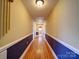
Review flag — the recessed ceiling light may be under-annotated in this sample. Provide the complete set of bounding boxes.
[36,0,44,7]
[39,27,42,31]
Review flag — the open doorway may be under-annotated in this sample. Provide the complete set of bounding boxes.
[33,17,46,39]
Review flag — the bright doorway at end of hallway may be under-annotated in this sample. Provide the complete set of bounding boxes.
[33,17,46,39]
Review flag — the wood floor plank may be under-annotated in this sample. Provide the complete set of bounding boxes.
[23,37,55,59]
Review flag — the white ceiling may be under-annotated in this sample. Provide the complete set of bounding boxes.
[22,0,58,19]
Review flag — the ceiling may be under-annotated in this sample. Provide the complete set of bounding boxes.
[22,0,59,19]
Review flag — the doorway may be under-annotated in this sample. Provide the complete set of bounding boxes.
[33,17,46,39]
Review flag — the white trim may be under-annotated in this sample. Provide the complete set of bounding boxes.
[44,38,58,59]
[46,33,79,55]
[0,50,7,59]
[19,38,34,59]
[0,33,32,53]
[20,37,58,59]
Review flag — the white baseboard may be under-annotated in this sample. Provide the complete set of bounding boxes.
[44,38,58,59]
[0,50,7,59]
[0,33,32,53]
[19,38,34,59]
[46,33,79,55]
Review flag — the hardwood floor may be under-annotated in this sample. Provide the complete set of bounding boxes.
[23,36,55,59]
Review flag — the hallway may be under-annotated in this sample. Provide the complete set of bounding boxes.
[22,36,55,59]
[0,0,79,59]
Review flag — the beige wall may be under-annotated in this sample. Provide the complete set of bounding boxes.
[46,0,79,49]
[0,0,32,47]
[46,0,63,37]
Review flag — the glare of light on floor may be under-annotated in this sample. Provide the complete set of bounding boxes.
[37,49,41,54]
[38,36,42,43]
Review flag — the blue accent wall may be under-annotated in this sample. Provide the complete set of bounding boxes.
[7,35,33,59]
[46,34,79,59]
